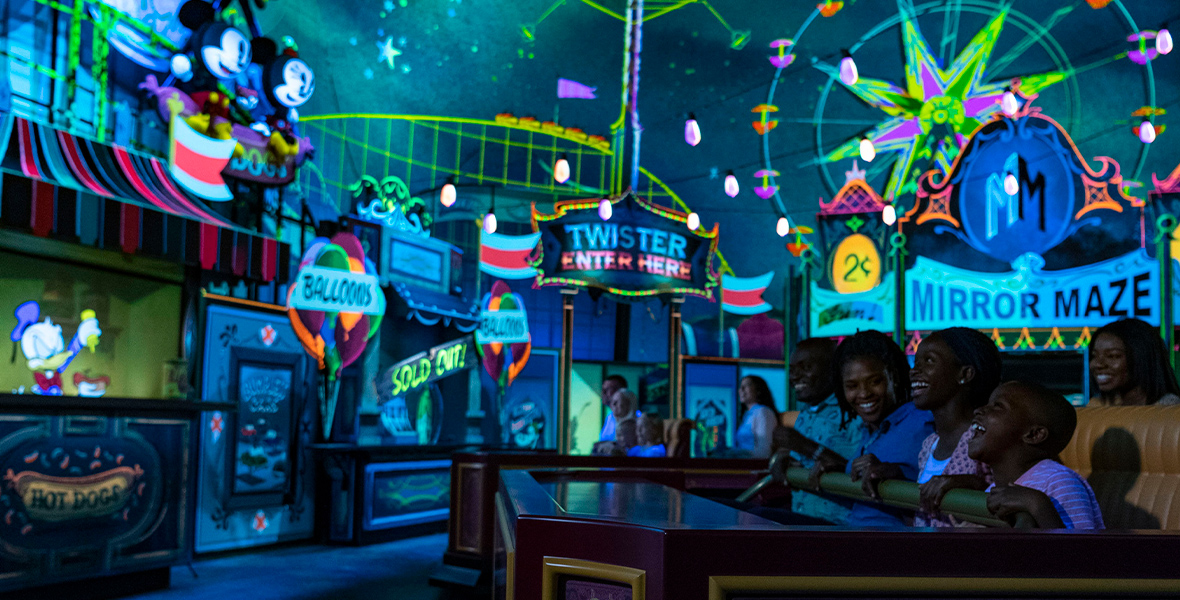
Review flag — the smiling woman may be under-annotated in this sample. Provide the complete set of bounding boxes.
[1088,318,1180,406]
[806,331,935,527]
[909,328,1003,526]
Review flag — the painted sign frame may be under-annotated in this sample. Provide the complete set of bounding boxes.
[531,191,720,299]
[224,347,307,510]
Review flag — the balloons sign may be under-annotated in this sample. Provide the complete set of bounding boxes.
[287,232,385,437]
[475,280,531,390]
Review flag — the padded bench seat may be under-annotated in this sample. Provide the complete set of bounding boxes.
[1061,406,1180,530]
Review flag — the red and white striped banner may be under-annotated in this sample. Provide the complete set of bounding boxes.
[168,114,236,201]
[480,232,540,280]
[722,272,774,315]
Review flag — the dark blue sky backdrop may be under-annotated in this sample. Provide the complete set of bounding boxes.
[258,0,1180,305]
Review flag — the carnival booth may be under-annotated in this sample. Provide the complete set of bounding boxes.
[797,102,1159,405]
[0,1,299,591]
[0,0,332,589]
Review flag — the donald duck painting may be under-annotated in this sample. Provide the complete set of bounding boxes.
[10,301,102,395]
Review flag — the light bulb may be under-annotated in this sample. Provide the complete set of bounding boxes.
[554,156,570,183]
[687,212,700,231]
[1004,173,1019,195]
[839,51,858,86]
[440,182,456,207]
[882,205,896,226]
[1140,120,1157,144]
[483,212,498,234]
[1001,91,1019,117]
[776,217,790,237]
[598,198,613,220]
[685,114,701,146]
[724,172,739,197]
[1158,28,1173,55]
[859,138,876,162]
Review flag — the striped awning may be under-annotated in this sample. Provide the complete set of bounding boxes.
[0,115,289,282]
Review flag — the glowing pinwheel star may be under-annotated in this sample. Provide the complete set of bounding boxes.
[378,37,402,69]
[820,7,1066,200]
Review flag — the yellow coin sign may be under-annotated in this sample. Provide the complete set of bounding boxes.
[832,234,882,294]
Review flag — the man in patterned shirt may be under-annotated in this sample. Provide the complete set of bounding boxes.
[773,338,865,524]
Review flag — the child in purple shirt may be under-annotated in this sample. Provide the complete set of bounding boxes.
[966,381,1104,529]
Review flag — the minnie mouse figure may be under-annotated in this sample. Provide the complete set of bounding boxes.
[240,36,315,163]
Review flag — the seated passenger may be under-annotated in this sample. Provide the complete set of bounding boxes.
[628,413,667,457]
[731,376,780,459]
[969,382,1104,529]
[811,330,934,527]
[1089,318,1180,406]
[911,328,1000,526]
[593,388,639,455]
[598,374,630,441]
[774,338,864,524]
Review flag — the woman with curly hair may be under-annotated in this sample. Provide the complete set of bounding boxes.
[809,330,934,527]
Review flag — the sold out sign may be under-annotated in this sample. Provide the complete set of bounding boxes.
[378,336,475,400]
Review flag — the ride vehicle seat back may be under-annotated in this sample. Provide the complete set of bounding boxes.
[1059,406,1180,530]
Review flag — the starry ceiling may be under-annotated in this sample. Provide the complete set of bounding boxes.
[253,0,1180,295]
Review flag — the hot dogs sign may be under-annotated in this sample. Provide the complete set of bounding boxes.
[0,432,160,547]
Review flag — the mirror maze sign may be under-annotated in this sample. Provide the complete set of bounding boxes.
[813,110,1156,333]
[531,192,720,298]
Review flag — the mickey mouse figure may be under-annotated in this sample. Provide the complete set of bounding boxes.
[169,0,253,139]
[10,301,102,396]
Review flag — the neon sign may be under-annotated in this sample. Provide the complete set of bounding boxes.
[909,111,1140,270]
[954,120,1076,263]
[907,251,1158,330]
[289,265,383,315]
[531,192,719,298]
[378,336,474,400]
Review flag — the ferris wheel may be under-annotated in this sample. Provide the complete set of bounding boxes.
[759,0,1163,234]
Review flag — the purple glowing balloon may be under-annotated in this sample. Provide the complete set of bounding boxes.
[335,315,370,375]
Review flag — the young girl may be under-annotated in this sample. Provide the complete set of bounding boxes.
[811,330,934,527]
[628,413,667,457]
[910,328,1001,526]
[1089,318,1180,406]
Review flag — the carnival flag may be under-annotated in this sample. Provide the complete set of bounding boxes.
[168,112,236,201]
[722,272,774,315]
[557,78,597,99]
[481,232,541,279]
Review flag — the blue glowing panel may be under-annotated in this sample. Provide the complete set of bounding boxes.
[363,460,450,530]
